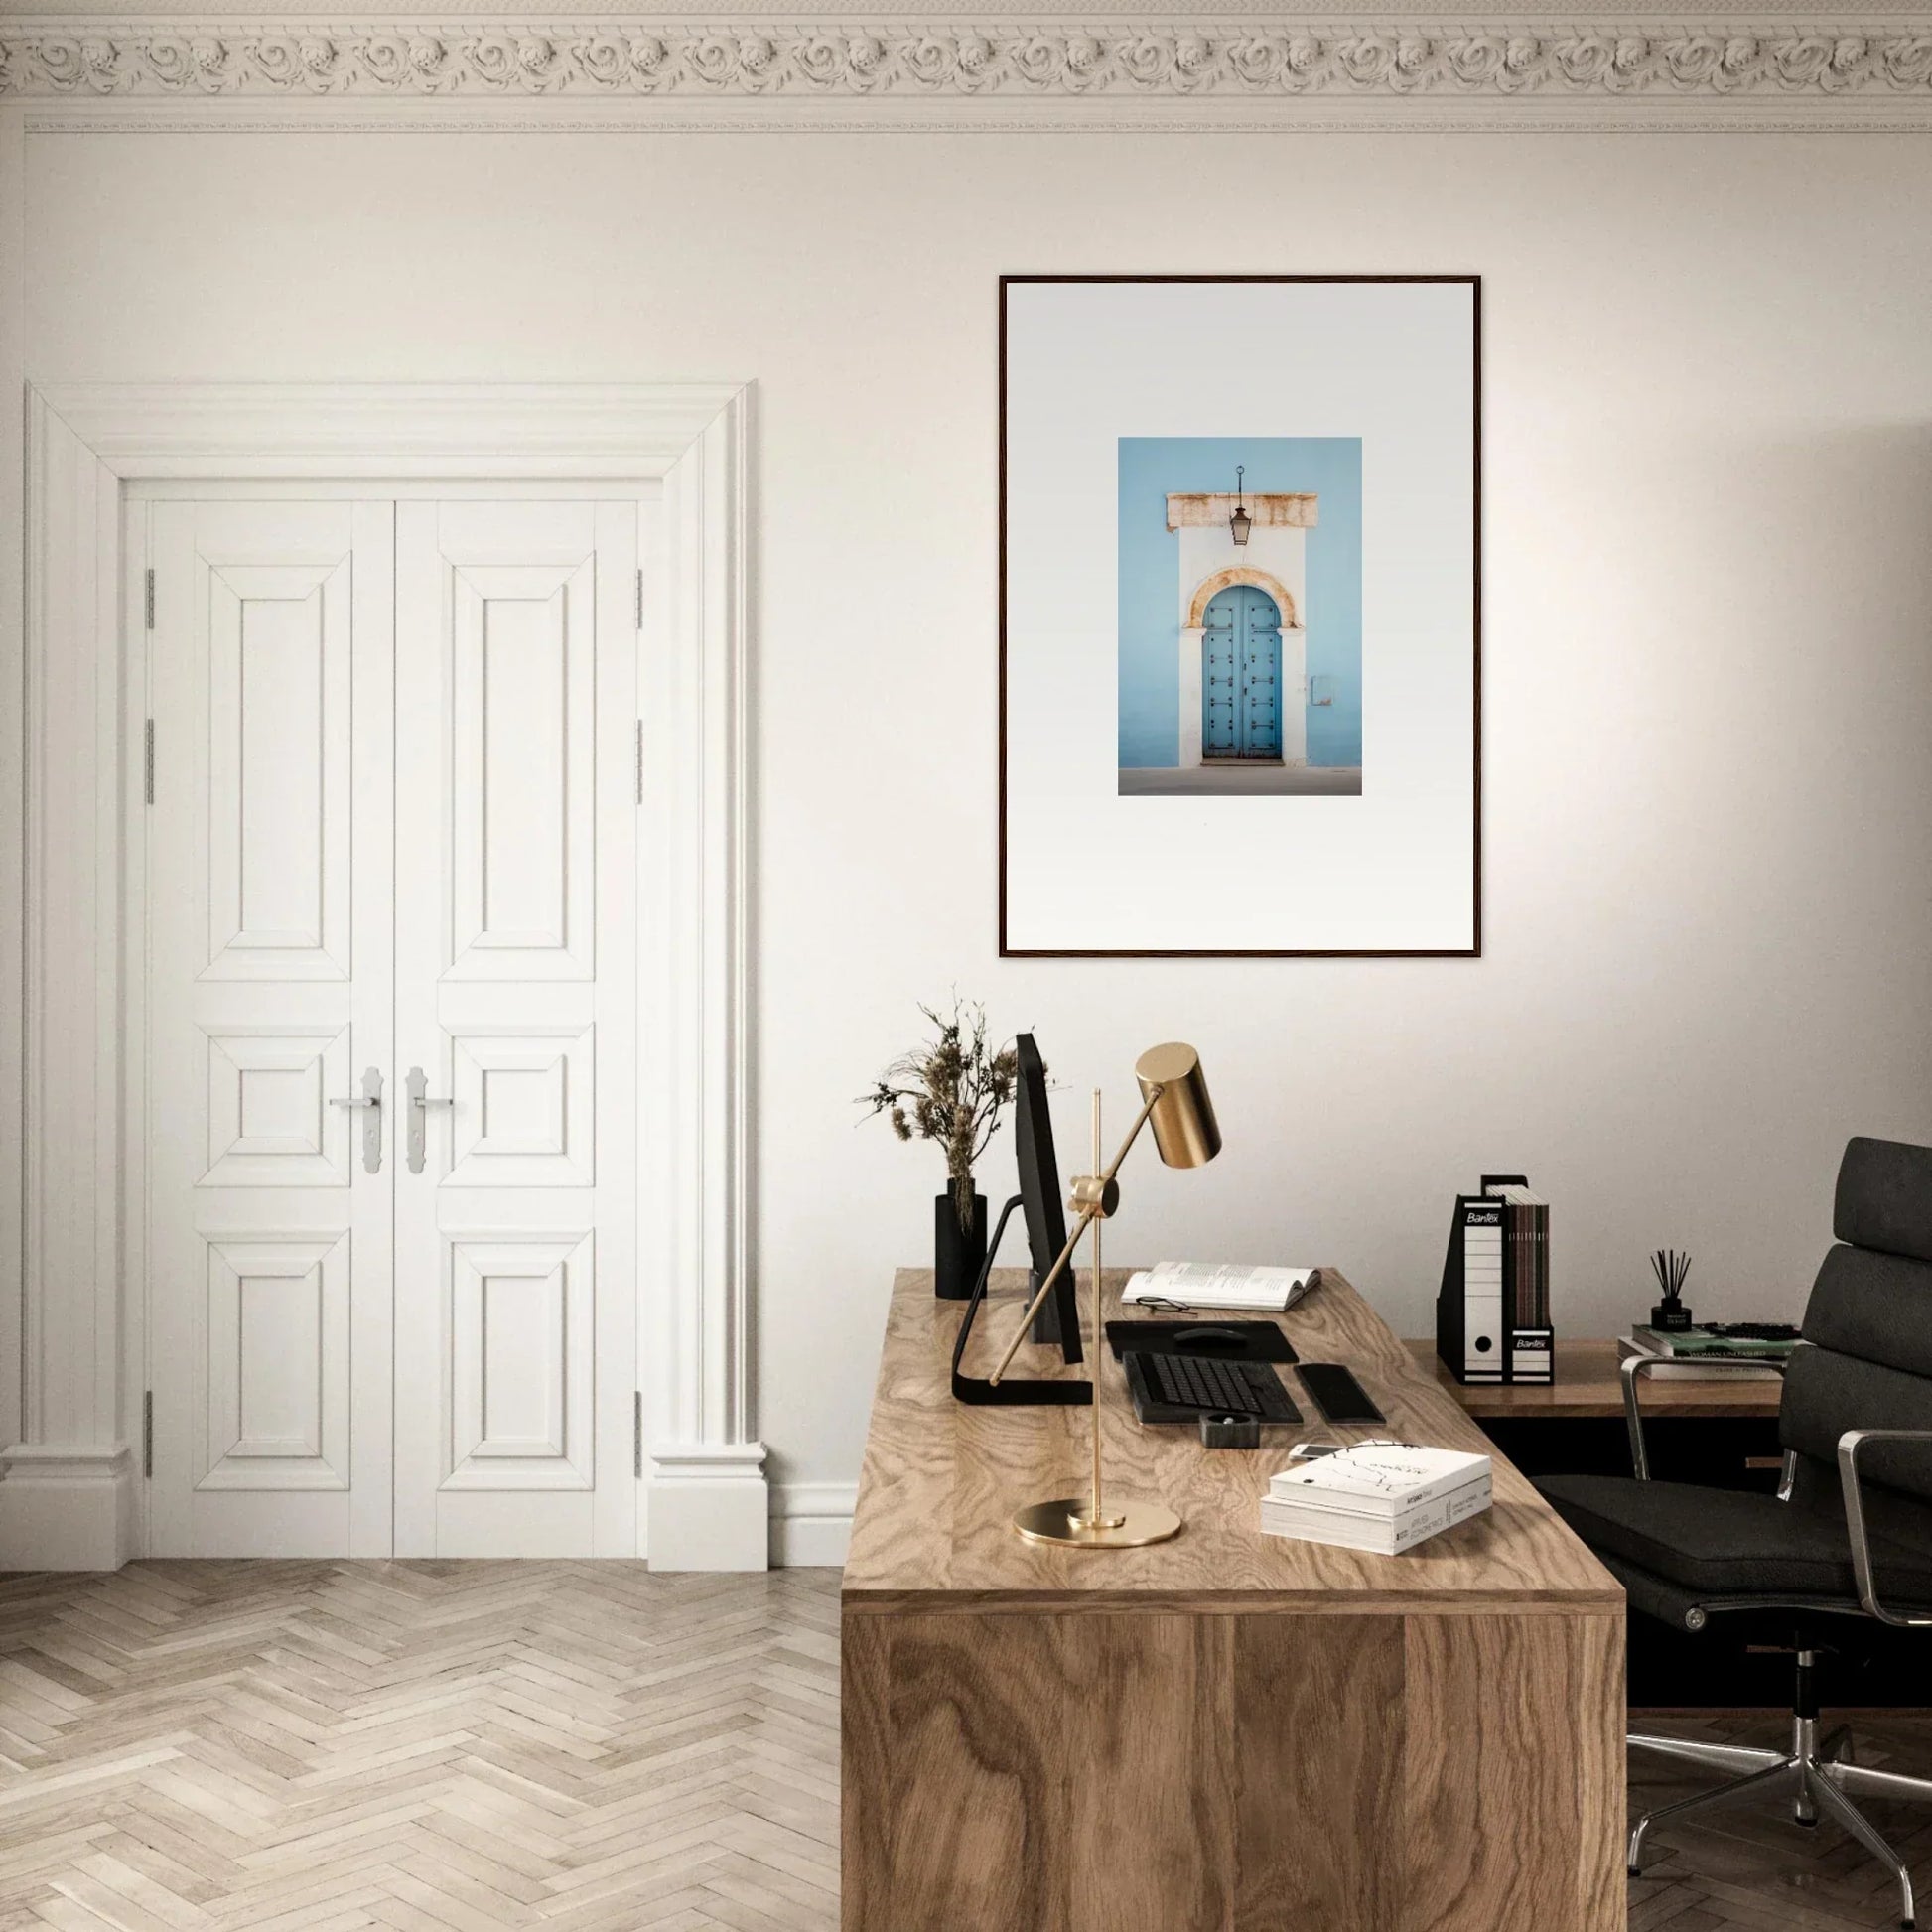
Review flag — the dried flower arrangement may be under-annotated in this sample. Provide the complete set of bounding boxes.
[861,998,1021,1234]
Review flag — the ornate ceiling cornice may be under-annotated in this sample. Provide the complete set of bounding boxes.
[3,15,1931,121]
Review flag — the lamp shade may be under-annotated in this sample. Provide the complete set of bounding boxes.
[1229,504,1252,546]
[1133,1042,1221,1169]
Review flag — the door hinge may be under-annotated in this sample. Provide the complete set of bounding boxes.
[142,1391,153,1478]
[634,720,644,805]
[144,568,155,631]
[635,567,644,630]
[633,1392,643,1479]
[144,720,155,805]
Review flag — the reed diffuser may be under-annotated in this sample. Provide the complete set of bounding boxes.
[1650,1248,1694,1332]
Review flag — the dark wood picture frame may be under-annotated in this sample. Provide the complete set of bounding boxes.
[997,273,1482,959]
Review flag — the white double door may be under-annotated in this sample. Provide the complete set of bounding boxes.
[146,494,640,1558]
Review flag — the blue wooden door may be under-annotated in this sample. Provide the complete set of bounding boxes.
[1201,585,1283,759]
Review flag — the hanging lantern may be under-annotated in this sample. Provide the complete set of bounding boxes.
[1229,465,1252,546]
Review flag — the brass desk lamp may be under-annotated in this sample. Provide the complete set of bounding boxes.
[988,1042,1221,1548]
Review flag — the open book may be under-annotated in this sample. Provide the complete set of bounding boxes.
[1121,1261,1317,1313]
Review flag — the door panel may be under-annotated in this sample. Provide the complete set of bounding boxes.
[449,561,596,980]
[1199,584,1285,759]
[147,501,394,1557]
[1202,597,1240,756]
[393,501,637,1558]
[1241,596,1283,758]
[204,566,352,978]
[446,1232,594,1489]
[200,1233,350,1490]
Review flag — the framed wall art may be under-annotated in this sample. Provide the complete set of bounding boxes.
[999,275,1481,957]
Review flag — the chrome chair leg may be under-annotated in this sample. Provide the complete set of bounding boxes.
[1627,1732,1786,1776]
[1825,1759,1932,1805]
[1806,1763,1915,1929]
[1628,1757,1801,1873]
[1818,1723,1856,1765]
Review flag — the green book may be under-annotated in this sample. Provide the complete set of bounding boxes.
[1633,1325,1795,1360]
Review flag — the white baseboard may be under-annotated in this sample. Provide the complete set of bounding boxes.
[770,1481,855,1569]
[645,1442,769,1571]
[0,1444,136,1571]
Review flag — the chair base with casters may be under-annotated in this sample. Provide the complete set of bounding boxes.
[1626,1647,1931,1930]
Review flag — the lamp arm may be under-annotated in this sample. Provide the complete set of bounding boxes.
[1094,1086,1164,1188]
[985,1206,1096,1389]
[987,1086,1165,1387]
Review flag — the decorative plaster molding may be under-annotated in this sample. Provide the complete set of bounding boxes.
[5,18,1932,112]
[1169,490,1318,530]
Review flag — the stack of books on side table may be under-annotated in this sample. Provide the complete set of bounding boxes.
[1259,1444,1492,1556]
[1617,1323,1799,1382]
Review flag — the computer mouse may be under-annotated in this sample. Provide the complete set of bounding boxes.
[1173,1325,1247,1349]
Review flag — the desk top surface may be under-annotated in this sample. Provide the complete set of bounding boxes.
[843,1268,1621,1615]
[1409,1338,1785,1420]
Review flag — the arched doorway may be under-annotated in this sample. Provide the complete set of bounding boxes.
[1201,583,1283,759]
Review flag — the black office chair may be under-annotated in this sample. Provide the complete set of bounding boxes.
[1538,1136,1932,1931]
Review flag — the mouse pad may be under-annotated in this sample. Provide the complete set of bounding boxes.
[1104,1319,1298,1365]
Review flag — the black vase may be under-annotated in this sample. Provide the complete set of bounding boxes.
[934,1186,989,1301]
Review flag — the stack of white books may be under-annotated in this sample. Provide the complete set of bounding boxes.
[1121,1261,1317,1312]
[1260,1444,1493,1556]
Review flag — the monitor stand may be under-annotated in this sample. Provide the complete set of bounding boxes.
[951,1196,1092,1407]
[1031,1266,1076,1347]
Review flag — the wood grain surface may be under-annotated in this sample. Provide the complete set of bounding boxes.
[1402,1611,1626,1932]
[1409,1337,1784,1419]
[841,1605,1624,1931]
[842,1268,1625,1931]
[1230,1614,1404,1929]
[843,1268,1621,1613]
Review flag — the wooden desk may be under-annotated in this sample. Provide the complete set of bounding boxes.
[1408,1337,1784,1420]
[843,1269,1625,1932]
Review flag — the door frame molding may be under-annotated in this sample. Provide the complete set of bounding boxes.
[7,381,764,1571]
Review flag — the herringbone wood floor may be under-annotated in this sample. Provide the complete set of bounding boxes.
[0,1563,1927,1930]
[0,1563,840,1931]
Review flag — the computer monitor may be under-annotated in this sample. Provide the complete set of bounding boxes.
[1014,1034,1083,1363]
[948,1032,1090,1405]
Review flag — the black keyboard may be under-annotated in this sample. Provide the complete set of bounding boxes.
[1127,1351,1302,1424]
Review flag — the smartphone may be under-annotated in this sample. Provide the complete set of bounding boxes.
[1297,1363,1386,1426]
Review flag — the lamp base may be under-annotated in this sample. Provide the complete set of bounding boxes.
[1012,1496,1182,1548]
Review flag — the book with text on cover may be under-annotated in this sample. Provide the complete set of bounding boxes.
[1260,1443,1493,1556]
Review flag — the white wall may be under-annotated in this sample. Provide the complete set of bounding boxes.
[18,128,1932,1534]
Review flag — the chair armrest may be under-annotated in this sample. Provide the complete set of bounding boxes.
[1837,1429,1932,1628]
[1621,1350,1790,1482]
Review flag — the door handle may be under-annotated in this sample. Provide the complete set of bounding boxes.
[330,1066,384,1174]
[405,1065,454,1175]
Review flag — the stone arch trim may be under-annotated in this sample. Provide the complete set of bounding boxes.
[1187,567,1300,630]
